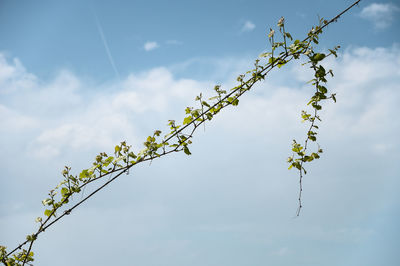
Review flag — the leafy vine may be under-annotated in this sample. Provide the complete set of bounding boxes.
[0,1,361,264]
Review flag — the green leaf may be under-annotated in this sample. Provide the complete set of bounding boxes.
[303,155,313,162]
[318,85,327,93]
[61,187,69,197]
[259,52,272,58]
[42,198,52,206]
[268,57,275,64]
[71,186,81,193]
[277,59,287,68]
[44,209,52,217]
[202,101,210,107]
[285,32,293,40]
[311,153,320,159]
[209,96,219,101]
[292,145,303,153]
[114,145,121,154]
[316,65,326,78]
[185,107,192,114]
[79,169,89,179]
[328,49,337,57]
[312,53,325,62]
[183,146,191,155]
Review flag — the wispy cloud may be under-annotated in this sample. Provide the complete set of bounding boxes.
[241,20,256,32]
[144,41,159,51]
[359,2,400,30]
[166,40,183,45]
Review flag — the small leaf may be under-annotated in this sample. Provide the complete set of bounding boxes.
[328,49,337,57]
[44,209,52,217]
[268,57,275,64]
[61,187,69,197]
[42,198,52,206]
[79,169,89,179]
[318,85,327,94]
[312,53,325,62]
[183,146,191,155]
[115,145,121,153]
[202,101,210,107]
[331,94,337,103]
[308,135,317,141]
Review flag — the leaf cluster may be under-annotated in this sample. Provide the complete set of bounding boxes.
[286,18,341,216]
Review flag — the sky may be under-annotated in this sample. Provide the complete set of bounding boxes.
[0,0,399,265]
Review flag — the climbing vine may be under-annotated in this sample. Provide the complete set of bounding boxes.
[0,1,361,264]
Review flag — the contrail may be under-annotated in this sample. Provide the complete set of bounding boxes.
[92,9,120,80]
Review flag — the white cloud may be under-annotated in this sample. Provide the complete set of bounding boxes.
[0,104,38,132]
[1,44,399,161]
[0,54,37,93]
[144,41,159,51]
[0,54,210,160]
[359,2,400,29]
[1,45,400,265]
[241,20,256,32]
[221,45,400,154]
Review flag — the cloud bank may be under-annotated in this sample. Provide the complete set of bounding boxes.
[1,44,399,265]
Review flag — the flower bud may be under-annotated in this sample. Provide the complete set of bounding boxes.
[268,28,275,38]
[277,17,285,27]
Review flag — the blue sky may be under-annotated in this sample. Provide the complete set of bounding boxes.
[0,0,399,265]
